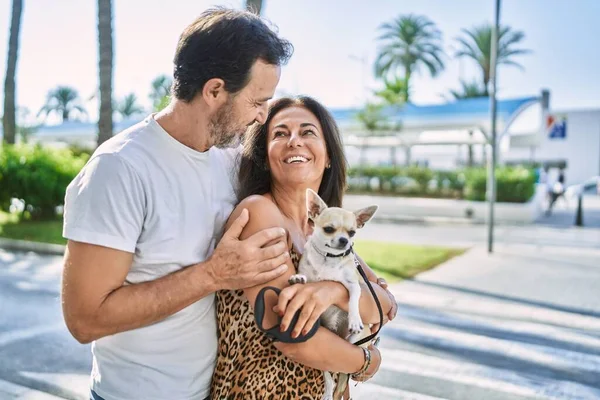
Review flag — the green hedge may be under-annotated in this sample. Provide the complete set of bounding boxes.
[0,143,537,222]
[0,144,89,219]
[463,166,537,203]
[347,165,536,203]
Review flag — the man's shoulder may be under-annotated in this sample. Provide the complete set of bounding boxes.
[94,117,151,155]
[89,116,160,173]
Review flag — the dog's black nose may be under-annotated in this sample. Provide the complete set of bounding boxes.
[338,237,348,246]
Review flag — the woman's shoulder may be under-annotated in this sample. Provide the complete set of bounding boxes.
[227,194,287,236]
[237,194,283,217]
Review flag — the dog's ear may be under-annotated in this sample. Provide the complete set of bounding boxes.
[306,188,328,220]
[354,205,378,228]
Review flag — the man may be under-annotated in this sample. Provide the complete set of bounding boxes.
[61,8,294,400]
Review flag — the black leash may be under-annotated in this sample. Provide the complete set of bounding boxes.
[254,246,384,346]
[352,254,384,346]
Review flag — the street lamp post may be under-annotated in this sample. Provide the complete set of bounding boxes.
[487,0,501,253]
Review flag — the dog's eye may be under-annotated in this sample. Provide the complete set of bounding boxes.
[348,230,356,237]
[323,226,335,234]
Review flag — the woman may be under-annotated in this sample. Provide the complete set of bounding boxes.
[210,96,397,399]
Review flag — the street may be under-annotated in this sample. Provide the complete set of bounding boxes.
[1,218,600,399]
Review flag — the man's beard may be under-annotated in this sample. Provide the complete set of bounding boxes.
[209,98,247,149]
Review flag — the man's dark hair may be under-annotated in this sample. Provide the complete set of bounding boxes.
[172,7,293,102]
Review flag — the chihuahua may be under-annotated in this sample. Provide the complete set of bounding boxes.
[289,188,378,400]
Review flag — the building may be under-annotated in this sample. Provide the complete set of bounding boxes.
[2,89,599,185]
[331,89,600,186]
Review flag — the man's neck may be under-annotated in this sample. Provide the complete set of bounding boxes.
[154,99,212,152]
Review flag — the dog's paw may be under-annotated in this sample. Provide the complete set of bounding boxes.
[348,316,364,335]
[288,274,308,285]
[321,394,333,400]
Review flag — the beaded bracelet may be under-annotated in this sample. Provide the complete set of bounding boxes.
[350,346,372,380]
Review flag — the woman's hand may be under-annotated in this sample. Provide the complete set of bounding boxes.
[375,277,398,328]
[273,281,346,338]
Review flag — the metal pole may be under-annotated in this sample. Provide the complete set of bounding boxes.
[575,192,584,226]
[487,0,501,253]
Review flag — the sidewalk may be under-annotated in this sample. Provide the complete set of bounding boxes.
[356,242,600,399]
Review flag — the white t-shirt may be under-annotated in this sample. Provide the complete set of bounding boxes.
[63,114,240,400]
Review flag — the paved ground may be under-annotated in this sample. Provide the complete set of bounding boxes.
[354,243,600,400]
[1,218,600,399]
[535,193,600,229]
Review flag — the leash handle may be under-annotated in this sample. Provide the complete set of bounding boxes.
[352,256,384,346]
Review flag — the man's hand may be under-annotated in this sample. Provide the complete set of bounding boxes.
[273,281,345,338]
[206,209,289,291]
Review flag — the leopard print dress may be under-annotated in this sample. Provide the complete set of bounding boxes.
[210,247,326,400]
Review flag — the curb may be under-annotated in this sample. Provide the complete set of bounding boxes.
[372,213,482,226]
[0,237,66,256]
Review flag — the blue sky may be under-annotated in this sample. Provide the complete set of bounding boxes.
[0,0,599,124]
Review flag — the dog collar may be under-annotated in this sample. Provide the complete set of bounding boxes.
[311,241,354,258]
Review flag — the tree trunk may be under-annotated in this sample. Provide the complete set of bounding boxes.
[62,108,69,122]
[2,0,23,145]
[482,65,490,96]
[245,0,263,15]
[97,0,113,147]
[404,146,411,166]
[403,65,411,102]
[468,130,474,167]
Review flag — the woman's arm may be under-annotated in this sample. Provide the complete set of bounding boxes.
[225,195,381,376]
[275,252,396,338]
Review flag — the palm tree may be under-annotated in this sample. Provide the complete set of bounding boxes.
[355,103,388,132]
[374,75,408,106]
[455,23,530,96]
[116,93,144,119]
[97,0,113,146]
[2,0,23,145]
[374,14,445,102]
[245,0,262,15]
[446,79,487,100]
[38,86,87,122]
[355,103,392,166]
[149,75,172,111]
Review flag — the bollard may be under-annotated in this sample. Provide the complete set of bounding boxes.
[575,193,584,226]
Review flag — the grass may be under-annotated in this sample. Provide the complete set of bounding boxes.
[354,239,465,283]
[0,210,65,245]
[0,211,465,281]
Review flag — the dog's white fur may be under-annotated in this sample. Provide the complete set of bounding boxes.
[289,188,378,400]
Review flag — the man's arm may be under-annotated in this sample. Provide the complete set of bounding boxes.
[61,154,288,344]
[62,241,215,343]
[62,209,289,344]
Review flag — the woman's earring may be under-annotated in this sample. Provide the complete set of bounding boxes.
[326,163,331,169]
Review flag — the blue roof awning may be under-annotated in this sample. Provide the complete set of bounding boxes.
[330,95,541,133]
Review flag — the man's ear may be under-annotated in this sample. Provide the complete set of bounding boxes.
[202,78,227,108]
[354,205,378,228]
[306,188,328,221]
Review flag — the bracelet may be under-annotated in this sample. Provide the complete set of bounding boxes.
[350,346,371,380]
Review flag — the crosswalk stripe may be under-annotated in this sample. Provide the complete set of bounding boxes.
[391,287,600,332]
[385,322,600,374]
[0,378,65,399]
[352,382,449,400]
[398,304,600,351]
[0,324,65,348]
[376,347,600,400]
